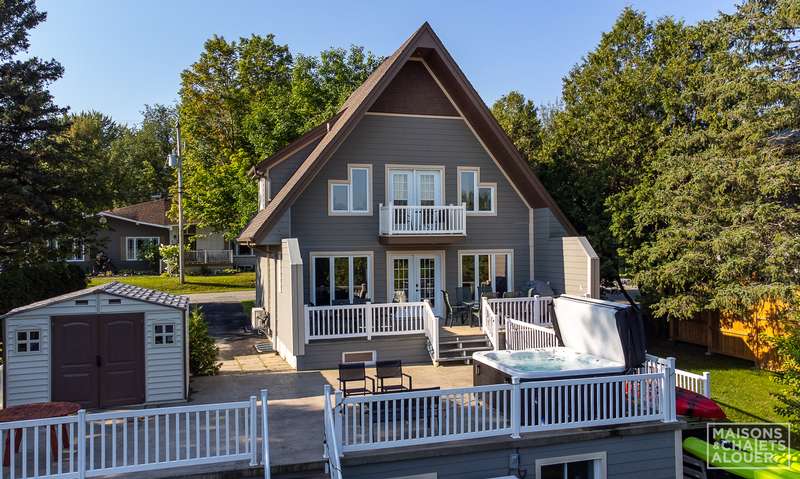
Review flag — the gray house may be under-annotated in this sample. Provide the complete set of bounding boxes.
[238,22,600,370]
[66,198,257,272]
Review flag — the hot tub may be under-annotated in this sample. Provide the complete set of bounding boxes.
[472,348,626,386]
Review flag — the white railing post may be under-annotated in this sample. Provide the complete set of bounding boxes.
[304,305,310,344]
[323,384,332,463]
[77,409,87,479]
[365,302,373,340]
[249,395,258,466]
[260,389,270,479]
[388,203,395,235]
[703,371,711,398]
[663,357,678,422]
[511,377,521,438]
[334,390,344,455]
[203,249,208,264]
[533,295,541,324]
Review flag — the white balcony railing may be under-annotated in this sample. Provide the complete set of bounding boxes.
[0,390,271,479]
[379,204,467,236]
[186,249,234,265]
[325,369,676,453]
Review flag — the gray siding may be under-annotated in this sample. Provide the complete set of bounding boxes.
[291,114,533,304]
[343,429,677,479]
[534,208,597,296]
[92,217,170,272]
[268,140,321,199]
[297,335,430,370]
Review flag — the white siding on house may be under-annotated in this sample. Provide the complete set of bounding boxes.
[5,316,50,406]
[144,310,185,403]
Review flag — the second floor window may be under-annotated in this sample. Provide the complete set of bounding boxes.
[459,167,496,214]
[329,165,371,215]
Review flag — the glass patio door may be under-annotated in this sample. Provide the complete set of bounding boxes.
[389,253,442,316]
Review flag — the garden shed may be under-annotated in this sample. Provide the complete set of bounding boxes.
[1,282,189,409]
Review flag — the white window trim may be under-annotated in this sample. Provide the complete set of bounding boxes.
[310,251,374,305]
[328,164,373,216]
[535,451,607,479]
[384,165,447,206]
[457,166,497,216]
[51,239,85,262]
[457,249,514,300]
[125,236,161,261]
[153,323,176,347]
[15,329,42,354]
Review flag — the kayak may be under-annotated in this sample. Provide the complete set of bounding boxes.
[683,436,799,478]
[676,387,727,420]
[710,431,800,475]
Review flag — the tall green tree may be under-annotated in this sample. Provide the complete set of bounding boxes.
[179,37,381,236]
[491,91,543,164]
[0,0,104,266]
[524,9,693,290]
[614,0,800,320]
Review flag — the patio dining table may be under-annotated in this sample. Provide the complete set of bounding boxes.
[0,401,81,466]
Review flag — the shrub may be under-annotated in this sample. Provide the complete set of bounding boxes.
[773,317,800,425]
[159,244,185,276]
[188,307,220,376]
[0,262,87,314]
[139,242,160,271]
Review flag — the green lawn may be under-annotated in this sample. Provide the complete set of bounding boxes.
[649,340,787,424]
[89,272,256,295]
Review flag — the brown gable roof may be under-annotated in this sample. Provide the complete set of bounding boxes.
[238,22,577,243]
[100,198,172,227]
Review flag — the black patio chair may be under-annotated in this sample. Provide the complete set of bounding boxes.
[338,362,375,397]
[442,290,467,326]
[375,360,412,393]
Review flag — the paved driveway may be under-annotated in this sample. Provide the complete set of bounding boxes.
[188,291,261,360]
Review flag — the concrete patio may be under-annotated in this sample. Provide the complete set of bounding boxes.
[190,362,475,470]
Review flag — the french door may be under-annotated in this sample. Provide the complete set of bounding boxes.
[388,252,443,316]
[388,169,442,207]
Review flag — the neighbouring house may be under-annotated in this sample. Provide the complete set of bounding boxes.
[65,197,257,273]
[1,282,189,409]
[238,22,600,371]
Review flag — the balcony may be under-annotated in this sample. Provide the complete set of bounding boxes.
[378,204,467,245]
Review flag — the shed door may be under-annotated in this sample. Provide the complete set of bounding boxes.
[51,316,99,409]
[51,313,145,409]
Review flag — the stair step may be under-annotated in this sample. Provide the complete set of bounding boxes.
[439,345,491,354]
[437,356,476,364]
[439,336,489,345]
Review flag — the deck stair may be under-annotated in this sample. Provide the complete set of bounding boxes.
[435,332,492,365]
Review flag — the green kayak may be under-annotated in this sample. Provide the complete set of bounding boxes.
[683,437,799,479]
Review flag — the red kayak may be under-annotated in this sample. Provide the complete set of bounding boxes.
[675,387,726,420]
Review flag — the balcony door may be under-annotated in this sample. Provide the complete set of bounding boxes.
[388,169,442,207]
[387,252,443,317]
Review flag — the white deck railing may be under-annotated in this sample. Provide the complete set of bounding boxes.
[323,385,343,479]
[326,369,675,453]
[642,354,711,398]
[506,318,560,349]
[487,295,553,325]
[379,204,467,236]
[0,390,271,479]
[305,301,439,360]
[481,297,501,350]
[185,249,234,265]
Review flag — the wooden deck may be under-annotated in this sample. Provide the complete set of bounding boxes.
[440,325,484,337]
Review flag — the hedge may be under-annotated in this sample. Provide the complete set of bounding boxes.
[0,262,88,314]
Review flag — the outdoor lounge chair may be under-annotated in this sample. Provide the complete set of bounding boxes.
[338,362,375,397]
[375,360,413,392]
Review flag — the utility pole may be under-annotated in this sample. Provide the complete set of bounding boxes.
[168,121,186,285]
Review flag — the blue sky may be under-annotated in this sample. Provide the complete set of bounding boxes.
[28,0,738,126]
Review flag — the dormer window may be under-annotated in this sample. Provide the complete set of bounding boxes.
[328,165,372,215]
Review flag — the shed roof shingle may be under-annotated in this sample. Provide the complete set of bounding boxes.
[1,282,189,318]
